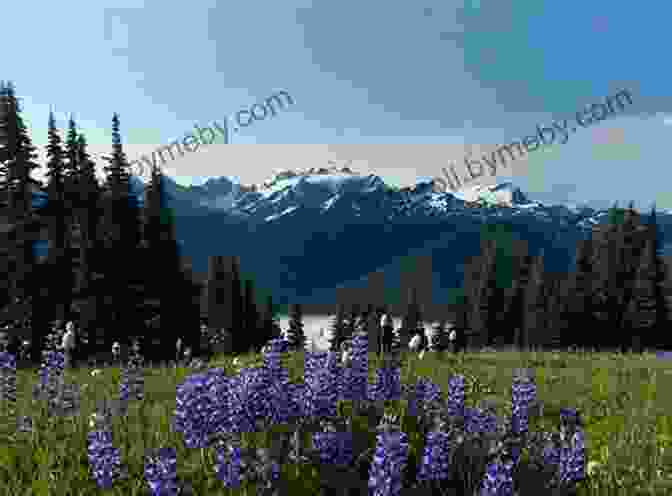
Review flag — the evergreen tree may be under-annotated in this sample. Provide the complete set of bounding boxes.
[624,206,671,352]
[501,253,533,349]
[522,251,547,351]
[0,81,41,219]
[0,82,41,326]
[205,255,232,354]
[450,293,469,353]
[328,303,348,352]
[285,302,305,351]
[69,132,105,360]
[142,165,201,362]
[557,238,597,351]
[343,303,360,341]
[229,256,245,354]
[470,241,505,349]
[44,111,74,324]
[258,294,282,351]
[243,278,260,352]
[399,286,423,350]
[98,113,146,355]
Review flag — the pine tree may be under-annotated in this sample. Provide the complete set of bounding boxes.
[243,278,260,352]
[624,206,671,352]
[470,241,504,349]
[69,131,104,360]
[557,239,597,351]
[44,111,74,324]
[451,293,470,353]
[206,255,232,354]
[142,166,201,362]
[0,82,42,328]
[258,294,281,351]
[229,256,245,354]
[502,253,533,349]
[285,302,305,351]
[98,113,147,355]
[328,303,348,352]
[0,81,41,219]
[399,287,423,351]
[523,251,553,351]
[343,303,360,342]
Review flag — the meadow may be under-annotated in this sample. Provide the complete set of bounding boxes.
[1,344,672,495]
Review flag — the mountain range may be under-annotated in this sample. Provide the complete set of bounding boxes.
[116,167,672,318]
[25,166,672,319]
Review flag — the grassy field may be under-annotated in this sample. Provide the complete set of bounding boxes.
[1,348,672,495]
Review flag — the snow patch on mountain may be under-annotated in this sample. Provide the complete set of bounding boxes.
[452,182,535,207]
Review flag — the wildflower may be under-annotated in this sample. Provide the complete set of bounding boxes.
[144,447,179,496]
[173,368,229,448]
[479,458,514,496]
[215,444,243,488]
[417,430,451,483]
[304,351,341,420]
[87,428,125,490]
[368,430,409,496]
[557,428,586,487]
[407,377,441,418]
[464,406,498,436]
[446,375,465,418]
[511,375,536,436]
[312,422,354,467]
[342,332,368,403]
[0,351,17,405]
[369,363,402,402]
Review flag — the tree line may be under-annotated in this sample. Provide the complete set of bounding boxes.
[1,80,668,368]
[0,81,290,366]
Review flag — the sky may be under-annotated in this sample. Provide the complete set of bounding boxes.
[2,0,671,211]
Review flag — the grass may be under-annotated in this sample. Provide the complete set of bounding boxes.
[1,348,672,494]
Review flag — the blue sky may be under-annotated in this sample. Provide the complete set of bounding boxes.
[3,0,671,210]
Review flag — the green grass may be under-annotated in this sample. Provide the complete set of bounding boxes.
[1,349,672,494]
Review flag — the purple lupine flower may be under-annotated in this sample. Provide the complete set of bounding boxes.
[86,429,124,490]
[557,428,586,486]
[262,376,298,426]
[118,342,145,409]
[342,332,369,402]
[215,444,243,488]
[35,349,65,401]
[312,420,354,467]
[406,377,441,418]
[479,459,514,496]
[144,447,179,496]
[261,337,290,384]
[222,367,273,433]
[417,430,451,483]
[0,351,17,405]
[368,431,409,496]
[368,364,402,402]
[304,351,341,420]
[173,368,229,448]
[560,408,582,436]
[541,432,562,468]
[446,375,465,418]
[511,375,536,436]
[464,407,498,436]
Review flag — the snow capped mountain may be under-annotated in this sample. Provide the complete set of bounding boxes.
[125,167,661,233]
[109,166,672,308]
